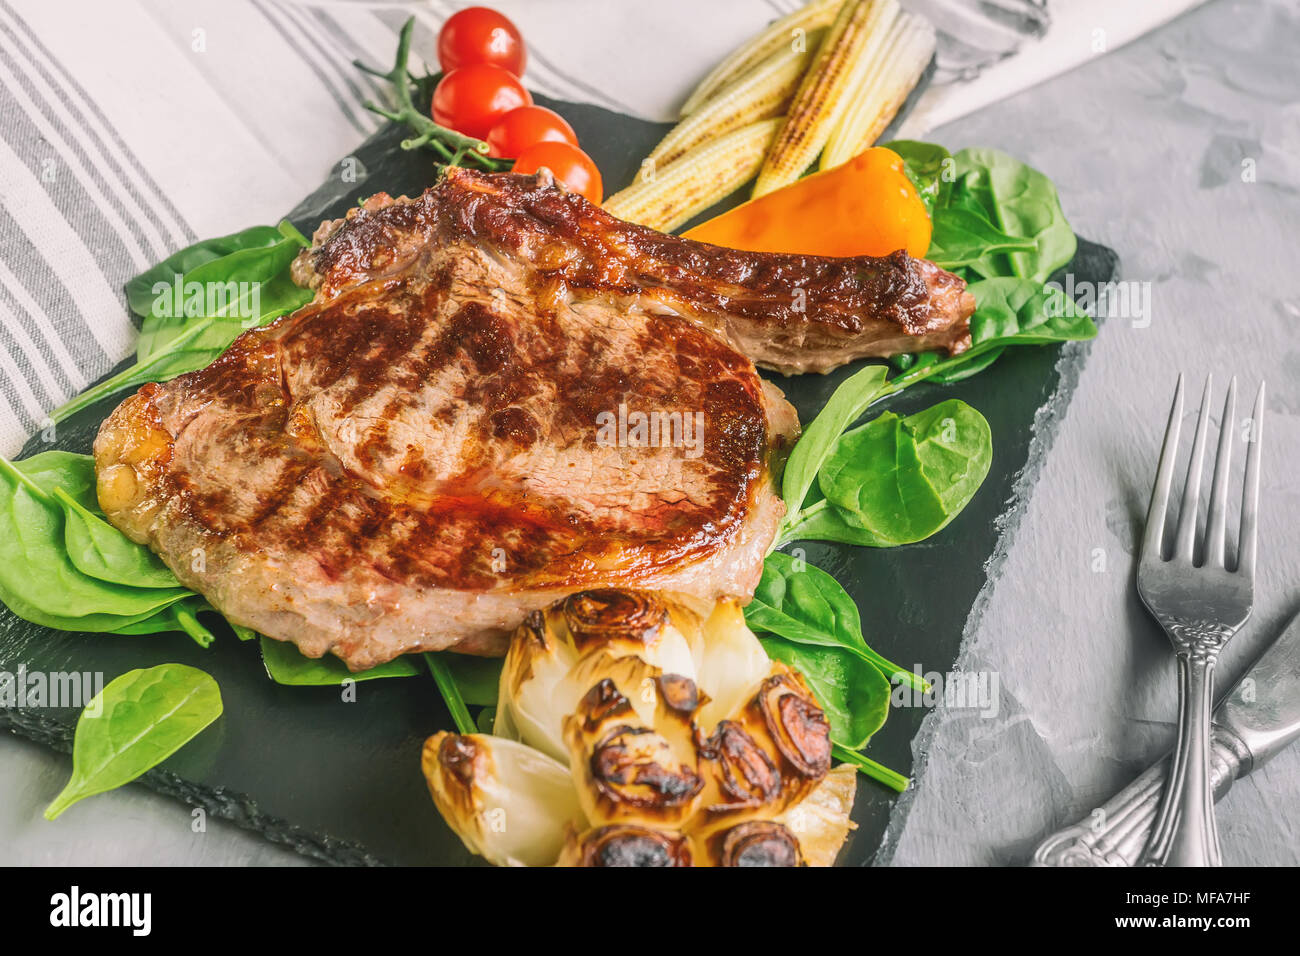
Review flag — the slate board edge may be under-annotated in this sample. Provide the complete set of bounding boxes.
[871,244,1121,866]
[0,708,386,867]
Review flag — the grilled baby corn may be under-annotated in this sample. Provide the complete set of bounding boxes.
[647,34,823,169]
[677,0,842,118]
[752,0,894,198]
[820,10,935,169]
[602,118,780,233]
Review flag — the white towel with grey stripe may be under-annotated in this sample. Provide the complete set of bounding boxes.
[0,0,1201,456]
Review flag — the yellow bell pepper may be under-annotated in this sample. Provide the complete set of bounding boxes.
[682,146,932,259]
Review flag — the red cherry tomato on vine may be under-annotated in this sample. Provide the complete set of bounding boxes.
[438,7,526,76]
[433,64,532,140]
[512,141,603,204]
[486,106,578,158]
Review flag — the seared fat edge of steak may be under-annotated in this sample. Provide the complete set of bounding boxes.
[296,167,975,375]
[95,216,797,670]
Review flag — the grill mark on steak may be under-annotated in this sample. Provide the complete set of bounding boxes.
[116,273,772,579]
[94,167,972,670]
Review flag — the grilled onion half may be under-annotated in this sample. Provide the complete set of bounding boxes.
[422,589,857,867]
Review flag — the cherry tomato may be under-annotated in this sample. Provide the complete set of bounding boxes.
[433,64,532,140]
[486,106,578,158]
[438,6,526,76]
[512,141,603,204]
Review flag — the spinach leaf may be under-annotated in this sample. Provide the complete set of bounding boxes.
[44,664,222,819]
[772,493,878,547]
[54,488,181,589]
[106,596,217,648]
[888,140,1073,282]
[882,139,952,216]
[872,143,1090,389]
[890,346,1007,384]
[967,275,1096,346]
[425,653,477,734]
[431,652,502,707]
[12,451,98,510]
[745,552,920,689]
[0,454,214,646]
[259,636,421,685]
[0,457,192,631]
[886,138,1040,274]
[831,744,909,792]
[125,224,288,319]
[776,276,1082,545]
[777,364,889,539]
[883,278,1095,391]
[425,652,501,736]
[926,206,1038,271]
[816,399,992,547]
[925,345,1006,383]
[49,317,225,424]
[745,553,921,787]
[50,224,311,424]
[136,224,309,361]
[950,147,1077,283]
[50,277,311,424]
[759,636,890,750]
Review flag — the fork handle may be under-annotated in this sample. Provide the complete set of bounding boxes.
[1140,649,1223,866]
[1029,726,1245,866]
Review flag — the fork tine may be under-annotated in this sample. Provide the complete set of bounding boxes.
[1142,375,1184,561]
[1172,376,1213,562]
[1237,382,1266,578]
[1203,377,1237,568]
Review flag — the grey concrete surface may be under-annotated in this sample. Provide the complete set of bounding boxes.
[881,0,1300,866]
[2,0,1296,866]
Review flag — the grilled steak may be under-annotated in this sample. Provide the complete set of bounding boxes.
[94,167,973,669]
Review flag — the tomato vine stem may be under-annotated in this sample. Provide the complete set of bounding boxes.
[355,17,513,173]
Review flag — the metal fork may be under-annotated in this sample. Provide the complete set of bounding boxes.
[1137,375,1265,866]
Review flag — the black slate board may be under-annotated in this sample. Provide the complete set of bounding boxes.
[0,94,1117,866]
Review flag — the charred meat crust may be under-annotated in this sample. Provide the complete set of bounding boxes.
[301,167,974,373]
[94,173,796,670]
